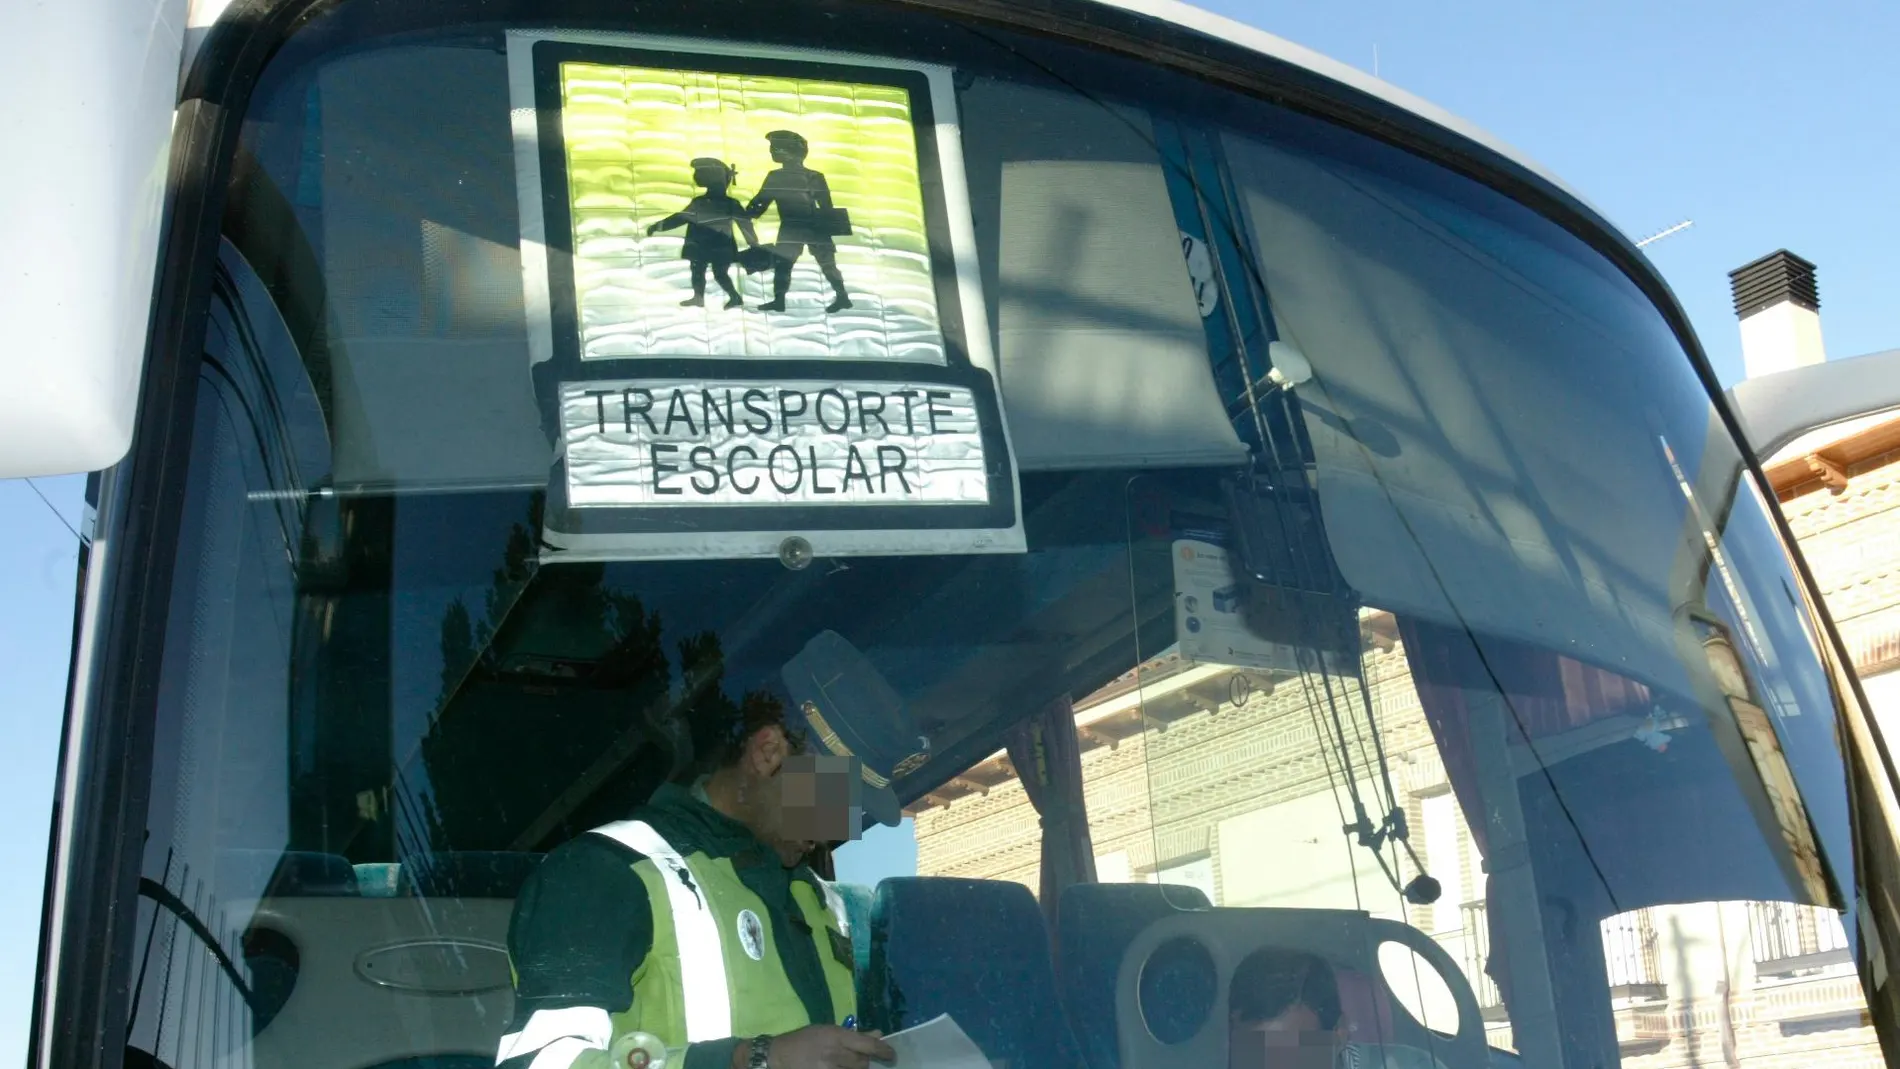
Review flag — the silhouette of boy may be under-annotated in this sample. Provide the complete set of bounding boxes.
[647,157,759,309]
[745,130,851,314]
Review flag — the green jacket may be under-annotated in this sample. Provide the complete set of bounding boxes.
[498,784,857,1069]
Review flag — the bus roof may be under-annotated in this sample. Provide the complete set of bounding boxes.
[1088,0,1601,219]
[0,0,1639,485]
[180,0,1602,228]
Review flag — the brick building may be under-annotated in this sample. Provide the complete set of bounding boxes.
[909,254,1896,1068]
[1765,383,1900,735]
[1729,251,1900,736]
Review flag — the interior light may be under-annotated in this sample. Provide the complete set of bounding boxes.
[1266,340,1313,389]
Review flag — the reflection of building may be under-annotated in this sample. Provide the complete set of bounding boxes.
[910,253,1896,1069]
[915,631,1437,913]
[1730,252,1900,736]
[1761,370,1900,743]
[1725,251,1898,1062]
[1781,455,1900,729]
[911,621,1883,1066]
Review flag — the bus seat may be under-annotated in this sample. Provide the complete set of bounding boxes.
[214,849,303,902]
[253,851,358,897]
[832,883,875,973]
[227,852,526,1068]
[398,851,544,898]
[356,863,403,897]
[1056,882,1210,1069]
[863,877,1084,1069]
[832,882,876,1014]
[1112,908,1488,1069]
[246,895,515,1069]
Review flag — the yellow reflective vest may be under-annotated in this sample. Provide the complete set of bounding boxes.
[593,820,858,1049]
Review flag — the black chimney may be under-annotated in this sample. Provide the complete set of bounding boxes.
[1728,249,1819,320]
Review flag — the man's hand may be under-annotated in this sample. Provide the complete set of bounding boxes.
[749,1025,896,1069]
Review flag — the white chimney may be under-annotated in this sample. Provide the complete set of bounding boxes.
[1730,250,1826,379]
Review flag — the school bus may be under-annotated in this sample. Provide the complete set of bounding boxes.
[7,2,1899,1069]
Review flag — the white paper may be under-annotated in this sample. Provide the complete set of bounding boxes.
[882,1014,993,1069]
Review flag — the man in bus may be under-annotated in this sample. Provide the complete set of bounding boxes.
[1229,948,1450,1069]
[498,632,923,1069]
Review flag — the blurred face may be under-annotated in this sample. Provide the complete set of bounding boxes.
[1230,1003,1341,1069]
[779,753,861,843]
[748,740,862,866]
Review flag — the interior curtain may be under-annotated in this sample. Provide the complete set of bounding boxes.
[1005,693,1098,932]
[1394,614,1652,1010]
[1395,614,1653,861]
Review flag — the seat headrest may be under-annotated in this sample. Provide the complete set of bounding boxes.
[865,878,1083,1069]
[215,849,360,899]
[269,851,359,897]
[1057,882,1211,1069]
[1059,882,1211,940]
[399,851,545,898]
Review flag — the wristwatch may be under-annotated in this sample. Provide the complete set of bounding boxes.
[745,1035,772,1069]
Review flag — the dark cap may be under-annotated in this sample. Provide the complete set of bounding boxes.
[780,631,929,827]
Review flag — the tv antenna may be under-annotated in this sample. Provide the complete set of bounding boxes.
[1635,219,1694,249]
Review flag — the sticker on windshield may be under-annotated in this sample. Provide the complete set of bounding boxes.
[508,31,1022,561]
[1173,538,1303,674]
[1180,232,1219,319]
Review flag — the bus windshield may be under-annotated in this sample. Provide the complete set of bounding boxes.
[124,3,1879,1069]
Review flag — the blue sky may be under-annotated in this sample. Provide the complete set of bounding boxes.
[0,475,82,1063]
[1197,0,1900,381]
[0,0,1893,1059]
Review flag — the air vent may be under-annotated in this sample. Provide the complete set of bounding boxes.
[1729,250,1819,318]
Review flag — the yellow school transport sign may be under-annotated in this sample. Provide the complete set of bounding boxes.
[508,31,1023,562]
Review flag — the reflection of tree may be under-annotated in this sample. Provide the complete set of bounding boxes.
[674,632,786,777]
[434,494,542,717]
[415,492,770,849]
[478,503,538,649]
[419,585,668,847]
[592,592,667,691]
[439,600,473,704]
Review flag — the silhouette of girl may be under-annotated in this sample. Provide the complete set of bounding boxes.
[646,158,760,309]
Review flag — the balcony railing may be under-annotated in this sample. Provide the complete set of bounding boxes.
[1600,909,1664,998]
[1461,902,1663,1011]
[1750,900,1851,976]
[1459,902,1506,1019]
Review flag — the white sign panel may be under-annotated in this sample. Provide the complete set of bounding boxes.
[563,379,989,507]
